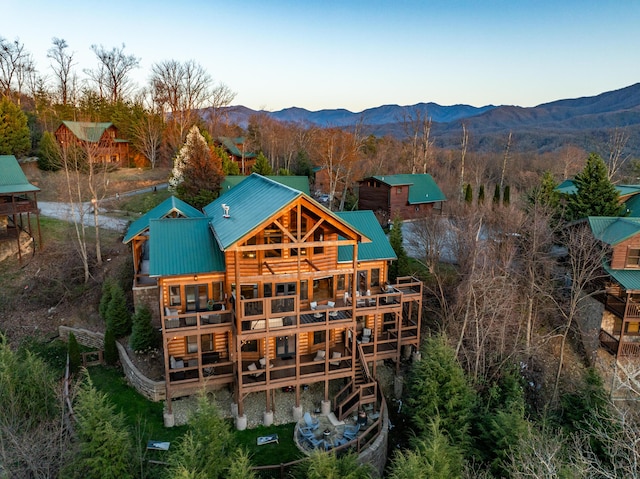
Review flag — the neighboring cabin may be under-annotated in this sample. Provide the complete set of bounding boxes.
[0,155,41,262]
[589,216,640,357]
[216,136,256,175]
[54,121,131,167]
[124,174,422,430]
[358,174,446,224]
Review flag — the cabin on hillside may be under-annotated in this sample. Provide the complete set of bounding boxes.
[216,137,256,175]
[0,155,41,262]
[358,174,446,224]
[220,175,310,196]
[124,174,422,430]
[589,216,640,357]
[54,121,130,167]
[557,179,640,216]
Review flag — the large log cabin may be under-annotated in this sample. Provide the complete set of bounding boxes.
[589,216,640,356]
[55,121,130,167]
[125,174,422,427]
[357,174,446,224]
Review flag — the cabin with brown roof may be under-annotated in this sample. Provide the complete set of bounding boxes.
[54,121,130,167]
[124,174,422,438]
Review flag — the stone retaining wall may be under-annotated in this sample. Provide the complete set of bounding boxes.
[58,325,166,402]
[358,407,389,478]
[133,285,161,326]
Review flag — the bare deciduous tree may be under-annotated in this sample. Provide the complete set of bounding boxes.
[0,36,27,98]
[47,37,76,106]
[130,111,163,168]
[402,107,433,174]
[605,127,631,183]
[86,43,140,103]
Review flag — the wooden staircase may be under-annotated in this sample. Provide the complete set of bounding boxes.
[334,343,378,421]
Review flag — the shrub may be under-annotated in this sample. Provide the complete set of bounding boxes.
[106,284,131,339]
[99,279,115,321]
[103,328,118,366]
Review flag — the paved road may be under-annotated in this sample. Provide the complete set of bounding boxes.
[37,183,168,232]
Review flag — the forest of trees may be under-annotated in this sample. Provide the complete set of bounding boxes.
[2,35,640,478]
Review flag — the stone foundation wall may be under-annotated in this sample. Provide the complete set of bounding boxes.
[133,285,161,327]
[58,325,166,402]
[358,407,389,478]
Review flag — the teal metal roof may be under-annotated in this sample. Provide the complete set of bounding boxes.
[604,263,640,291]
[588,216,640,246]
[336,210,396,263]
[123,196,204,244]
[369,174,446,204]
[625,193,640,217]
[203,174,303,249]
[0,156,40,194]
[217,136,256,158]
[148,218,224,276]
[556,179,576,195]
[557,179,640,200]
[221,176,310,195]
[61,121,113,142]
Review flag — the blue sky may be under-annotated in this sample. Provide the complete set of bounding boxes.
[3,0,639,112]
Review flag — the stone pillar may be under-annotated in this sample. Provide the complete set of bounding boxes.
[394,376,404,399]
[263,410,274,426]
[321,399,331,415]
[231,403,239,418]
[292,405,303,421]
[236,414,247,431]
[163,412,175,427]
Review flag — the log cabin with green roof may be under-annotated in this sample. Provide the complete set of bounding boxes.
[54,121,130,167]
[124,173,422,432]
[357,174,446,224]
[589,216,640,356]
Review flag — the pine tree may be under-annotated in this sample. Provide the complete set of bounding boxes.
[99,278,115,321]
[405,335,476,450]
[503,185,510,206]
[65,374,134,479]
[251,152,273,175]
[106,284,131,339]
[389,216,409,282]
[527,170,560,210]
[478,184,485,205]
[493,184,501,206]
[37,131,62,171]
[103,328,118,366]
[68,332,81,374]
[566,153,624,221]
[464,184,473,204]
[0,97,30,156]
[129,305,157,353]
[227,449,257,479]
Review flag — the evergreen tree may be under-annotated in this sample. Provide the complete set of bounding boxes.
[388,216,409,282]
[218,145,240,175]
[129,305,157,353]
[503,185,510,206]
[227,449,257,479]
[478,184,485,205]
[65,374,134,479]
[251,152,273,175]
[103,328,118,366]
[464,184,473,204]
[405,335,476,449]
[527,170,560,210]
[388,418,463,479]
[170,125,223,209]
[0,97,30,156]
[566,153,624,221]
[298,450,373,479]
[106,284,131,339]
[99,278,115,321]
[68,332,81,375]
[493,184,501,206]
[166,393,236,478]
[37,131,62,171]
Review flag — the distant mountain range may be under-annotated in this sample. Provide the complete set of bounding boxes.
[219,83,640,154]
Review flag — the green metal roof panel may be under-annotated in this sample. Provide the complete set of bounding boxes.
[556,179,576,195]
[335,210,396,262]
[148,218,224,276]
[61,121,113,142]
[220,175,310,196]
[625,194,640,217]
[0,156,40,194]
[123,196,204,243]
[203,174,302,249]
[557,179,640,200]
[369,174,446,204]
[604,263,640,291]
[217,136,256,158]
[588,216,640,246]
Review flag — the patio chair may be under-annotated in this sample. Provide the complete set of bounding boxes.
[310,301,318,310]
[306,435,324,449]
[334,436,348,447]
[342,423,360,440]
[247,362,262,378]
[313,349,326,361]
[330,351,342,366]
[327,301,337,317]
[299,426,316,440]
[303,412,320,430]
[361,328,372,343]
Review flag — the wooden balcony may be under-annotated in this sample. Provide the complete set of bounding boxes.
[0,198,38,216]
